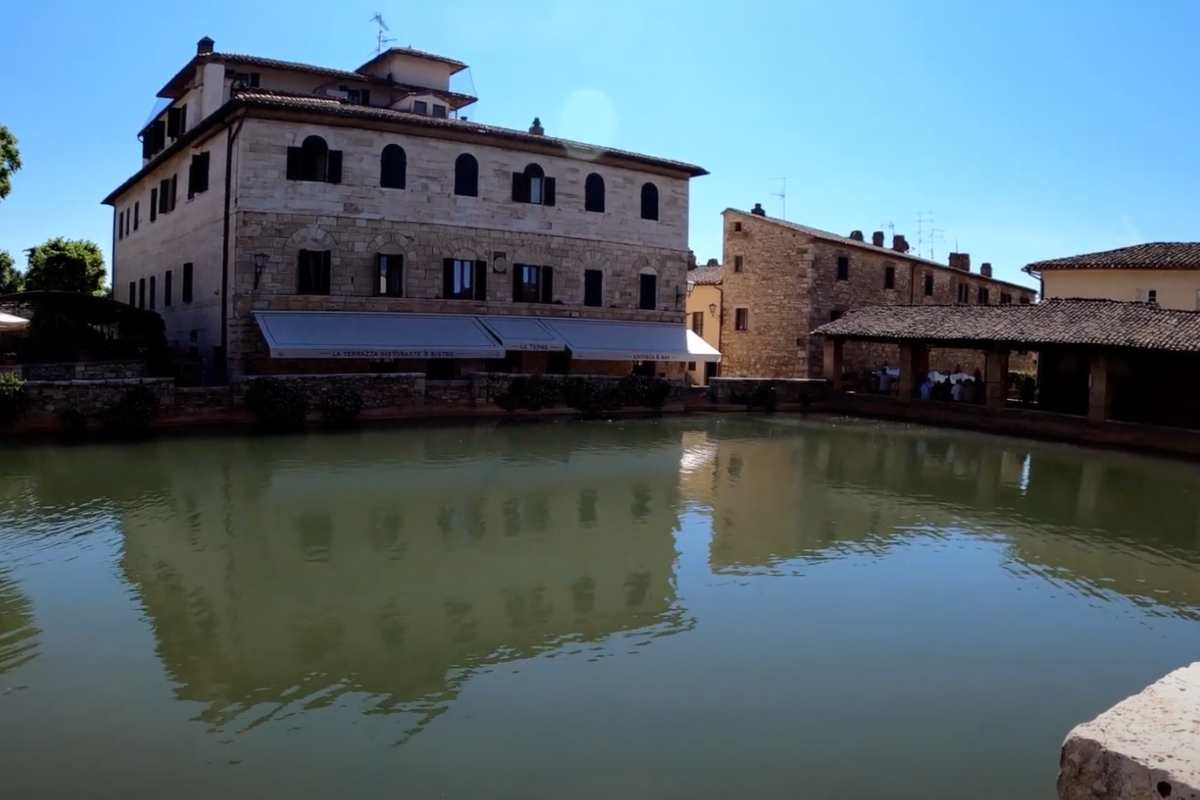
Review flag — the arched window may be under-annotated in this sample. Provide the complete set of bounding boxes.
[640,182,659,221]
[380,144,406,189]
[454,153,478,197]
[512,162,554,206]
[585,173,605,213]
[299,136,328,181]
[638,267,658,310]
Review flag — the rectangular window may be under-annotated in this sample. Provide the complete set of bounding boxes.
[884,265,895,289]
[836,256,849,281]
[733,221,742,232]
[639,273,657,310]
[957,283,970,304]
[513,264,554,304]
[297,249,332,295]
[169,175,177,212]
[432,104,447,119]
[977,286,989,305]
[188,152,210,198]
[182,262,194,303]
[734,307,749,331]
[150,188,158,222]
[118,211,124,240]
[584,269,603,307]
[413,100,428,115]
[128,281,136,306]
[924,272,934,296]
[164,270,173,306]
[1148,289,1158,304]
[1000,292,1012,305]
[149,275,157,310]
[158,179,170,214]
[377,253,403,297]
[691,311,704,336]
[134,202,140,231]
[442,258,487,301]
[138,278,146,309]
[734,255,743,273]
[230,71,260,87]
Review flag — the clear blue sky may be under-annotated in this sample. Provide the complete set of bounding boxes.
[2,0,1198,290]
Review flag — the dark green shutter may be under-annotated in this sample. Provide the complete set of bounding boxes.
[326,150,343,183]
[543,177,556,206]
[474,261,487,301]
[286,147,301,180]
[541,266,553,303]
[320,251,332,294]
[512,264,522,301]
[167,107,181,138]
[442,259,455,298]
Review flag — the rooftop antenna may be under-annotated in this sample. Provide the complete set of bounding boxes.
[370,12,396,55]
[928,227,945,261]
[915,211,934,258]
[880,220,895,238]
[769,177,788,219]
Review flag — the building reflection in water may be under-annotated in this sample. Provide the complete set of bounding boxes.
[112,423,692,738]
[680,418,1200,617]
[0,569,39,676]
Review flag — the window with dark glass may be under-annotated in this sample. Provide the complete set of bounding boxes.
[432,104,447,118]
[584,269,603,307]
[377,253,403,296]
[158,179,170,214]
[735,307,749,331]
[734,255,743,273]
[150,188,158,222]
[412,100,428,115]
[640,182,659,220]
[639,272,657,310]
[128,281,135,306]
[380,144,406,189]
[836,256,849,281]
[924,272,934,296]
[977,286,989,304]
[884,265,895,289]
[512,163,555,206]
[691,311,704,336]
[297,249,332,295]
[512,264,554,304]
[167,105,187,138]
[442,258,487,300]
[182,262,194,303]
[164,270,173,306]
[957,283,970,303]
[286,136,342,183]
[118,210,124,240]
[454,153,478,196]
[138,278,146,309]
[340,86,370,105]
[187,152,210,198]
[584,173,605,212]
[149,275,156,310]
[134,202,140,231]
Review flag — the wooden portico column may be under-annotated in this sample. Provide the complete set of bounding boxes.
[985,348,1010,411]
[897,341,928,402]
[823,337,844,390]
[1087,351,1112,422]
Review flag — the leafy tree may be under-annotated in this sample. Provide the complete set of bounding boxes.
[0,250,22,294]
[0,125,20,201]
[24,238,107,295]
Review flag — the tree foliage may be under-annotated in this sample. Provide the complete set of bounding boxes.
[0,250,22,294]
[0,125,20,201]
[24,238,106,295]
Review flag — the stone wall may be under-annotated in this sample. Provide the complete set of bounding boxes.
[707,377,829,406]
[232,372,426,409]
[719,209,1038,379]
[23,378,175,418]
[471,372,688,405]
[20,361,146,381]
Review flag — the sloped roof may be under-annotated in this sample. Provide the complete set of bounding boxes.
[1026,243,1200,272]
[812,298,1200,353]
[356,47,468,75]
[725,209,1037,294]
[687,265,723,285]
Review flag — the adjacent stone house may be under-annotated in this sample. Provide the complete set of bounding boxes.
[719,205,1038,378]
[1026,242,1200,311]
[104,38,712,380]
[685,262,722,386]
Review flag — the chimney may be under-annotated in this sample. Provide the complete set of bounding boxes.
[892,234,910,253]
[750,203,766,216]
[528,117,544,136]
[948,252,971,272]
[197,36,215,56]
[871,231,885,247]
[980,262,993,278]
[849,230,864,242]
[706,257,719,267]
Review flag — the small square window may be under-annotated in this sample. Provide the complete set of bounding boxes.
[734,308,749,331]
[733,221,742,232]
[432,104,447,119]
[412,100,428,115]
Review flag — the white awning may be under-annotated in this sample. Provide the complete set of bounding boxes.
[0,312,30,332]
[253,311,505,359]
[475,316,566,352]
[540,318,721,362]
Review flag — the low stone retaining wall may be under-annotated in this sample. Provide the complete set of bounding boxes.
[471,372,688,405]
[707,377,830,406]
[20,361,146,381]
[24,378,174,418]
[1058,661,1199,799]
[231,372,426,410]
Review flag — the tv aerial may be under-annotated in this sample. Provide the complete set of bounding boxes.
[370,12,397,54]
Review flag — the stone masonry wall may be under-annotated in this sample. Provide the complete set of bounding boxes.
[20,361,146,381]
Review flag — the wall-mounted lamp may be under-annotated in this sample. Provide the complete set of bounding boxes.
[253,253,268,289]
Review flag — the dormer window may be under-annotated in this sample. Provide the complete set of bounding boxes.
[413,100,428,115]
[167,105,187,138]
[432,104,447,119]
[339,86,371,105]
[229,70,260,88]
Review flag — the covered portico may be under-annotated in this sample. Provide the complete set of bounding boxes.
[813,299,1200,428]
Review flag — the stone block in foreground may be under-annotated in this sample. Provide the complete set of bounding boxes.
[1058,662,1200,799]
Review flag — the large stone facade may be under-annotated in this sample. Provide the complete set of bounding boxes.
[719,209,1039,378]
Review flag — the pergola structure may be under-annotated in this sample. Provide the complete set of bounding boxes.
[812,299,1200,426]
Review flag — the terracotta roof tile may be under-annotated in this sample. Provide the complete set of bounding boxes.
[1026,243,1200,271]
[812,298,1200,353]
[687,265,723,285]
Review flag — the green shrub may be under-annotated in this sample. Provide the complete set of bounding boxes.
[618,376,673,410]
[59,409,87,442]
[493,375,561,412]
[0,371,27,425]
[244,378,308,432]
[320,386,364,428]
[103,384,160,437]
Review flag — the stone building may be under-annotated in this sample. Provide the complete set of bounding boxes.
[685,261,722,385]
[1026,242,1200,310]
[718,205,1038,378]
[103,38,713,380]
